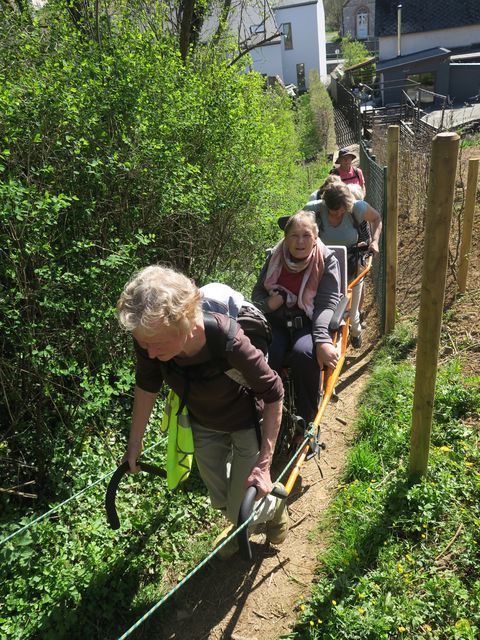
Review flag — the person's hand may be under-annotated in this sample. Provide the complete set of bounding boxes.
[267,290,285,311]
[316,342,339,370]
[122,439,143,473]
[368,240,379,256]
[246,459,273,498]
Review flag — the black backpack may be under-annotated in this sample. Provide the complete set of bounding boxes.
[203,303,272,360]
[164,303,271,440]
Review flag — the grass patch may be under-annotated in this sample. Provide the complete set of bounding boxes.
[0,409,221,640]
[285,322,480,639]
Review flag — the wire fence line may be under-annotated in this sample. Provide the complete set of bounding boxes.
[331,78,388,333]
[360,141,388,332]
[0,440,166,547]
[115,430,313,639]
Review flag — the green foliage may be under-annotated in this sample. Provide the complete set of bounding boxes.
[0,4,299,499]
[295,71,335,161]
[287,339,480,639]
[323,0,343,32]
[341,35,371,70]
[0,4,324,637]
[341,35,376,86]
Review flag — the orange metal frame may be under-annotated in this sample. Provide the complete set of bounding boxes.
[284,256,373,495]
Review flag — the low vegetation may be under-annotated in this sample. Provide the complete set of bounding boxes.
[296,71,336,161]
[0,5,332,638]
[287,323,480,640]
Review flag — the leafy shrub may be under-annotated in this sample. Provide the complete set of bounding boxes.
[296,70,335,161]
[0,5,300,498]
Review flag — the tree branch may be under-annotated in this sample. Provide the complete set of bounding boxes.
[228,30,281,67]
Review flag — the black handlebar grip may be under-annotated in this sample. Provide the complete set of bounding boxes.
[271,483,288,500]
[105,460,166,530]
[105,461,130,530]
[237,485,258,561]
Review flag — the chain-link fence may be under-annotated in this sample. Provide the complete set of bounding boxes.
[360,140,387,333]
[331,78,361,146]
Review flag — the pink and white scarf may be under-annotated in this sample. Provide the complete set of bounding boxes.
[264,238,325,319]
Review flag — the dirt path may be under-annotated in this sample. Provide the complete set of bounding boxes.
[151,140,480,640]
[155,316,377,640]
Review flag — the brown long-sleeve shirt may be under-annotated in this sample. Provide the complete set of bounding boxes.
[134,312,283,432]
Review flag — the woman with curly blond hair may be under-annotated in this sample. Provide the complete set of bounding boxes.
[117,265,288,558]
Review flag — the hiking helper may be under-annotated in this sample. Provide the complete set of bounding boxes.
[331,148,365,195]
[252,211,341,426]
[117,265,287,556]
[303,182,382,349]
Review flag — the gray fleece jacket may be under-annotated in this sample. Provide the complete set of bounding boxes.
[252,244,341,344]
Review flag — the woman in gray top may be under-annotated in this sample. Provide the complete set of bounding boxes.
[253,211,341,425]
[303,182,382,348]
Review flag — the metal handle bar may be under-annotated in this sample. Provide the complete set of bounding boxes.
[105,460,166,530]
[237,483,288,560]
[348,254,373,290]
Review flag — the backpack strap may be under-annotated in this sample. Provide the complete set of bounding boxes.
[203,311,262,448]
[203,311,237,357]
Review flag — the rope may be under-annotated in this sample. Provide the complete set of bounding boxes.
[0,440,165,547]
[115,430,312,640]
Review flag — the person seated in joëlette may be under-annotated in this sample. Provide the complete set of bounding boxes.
[252,211,341,426]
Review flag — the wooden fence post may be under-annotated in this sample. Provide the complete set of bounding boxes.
[385,125,399,334]
[408,132,460,483]
[457,157,480,294]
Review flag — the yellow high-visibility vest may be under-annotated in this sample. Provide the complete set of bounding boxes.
[161,390,194,490]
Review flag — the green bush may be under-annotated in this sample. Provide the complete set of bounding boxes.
[0,5,299,499]
[288,338,480,640]
[341,35,376,86]
[296,71,335,160]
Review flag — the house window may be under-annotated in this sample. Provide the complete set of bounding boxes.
[296,63,306,89]
[250,23,266,35]
[283,23,293,50]
[356,11,368,39]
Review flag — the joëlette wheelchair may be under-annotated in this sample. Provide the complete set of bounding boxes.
[237,245,373,559]
[105,246,372,561]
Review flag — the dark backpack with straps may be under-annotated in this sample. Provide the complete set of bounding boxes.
[163,301,272,404]
[204,303,272,360]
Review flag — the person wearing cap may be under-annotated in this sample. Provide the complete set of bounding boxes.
[309,149,366,202]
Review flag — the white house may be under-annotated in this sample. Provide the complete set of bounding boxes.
[203,0,327,89]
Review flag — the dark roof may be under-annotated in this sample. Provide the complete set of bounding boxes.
[375,0,480,38]
[376,47,450,72]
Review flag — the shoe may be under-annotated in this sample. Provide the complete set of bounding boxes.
[213,524,239,559]
[266,497,289,544]
[350,334,362,349]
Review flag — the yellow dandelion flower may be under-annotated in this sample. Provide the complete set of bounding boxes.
[398,626,407,633]
[310,620,314,627]
[317,619,323,624]
[332,599,337,606]
[300,604,306,611]
[358,607,365,615]
[425,624,432,632]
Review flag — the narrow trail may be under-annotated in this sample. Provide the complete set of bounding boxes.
[155,312,378,640]
[153,120,374,638]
